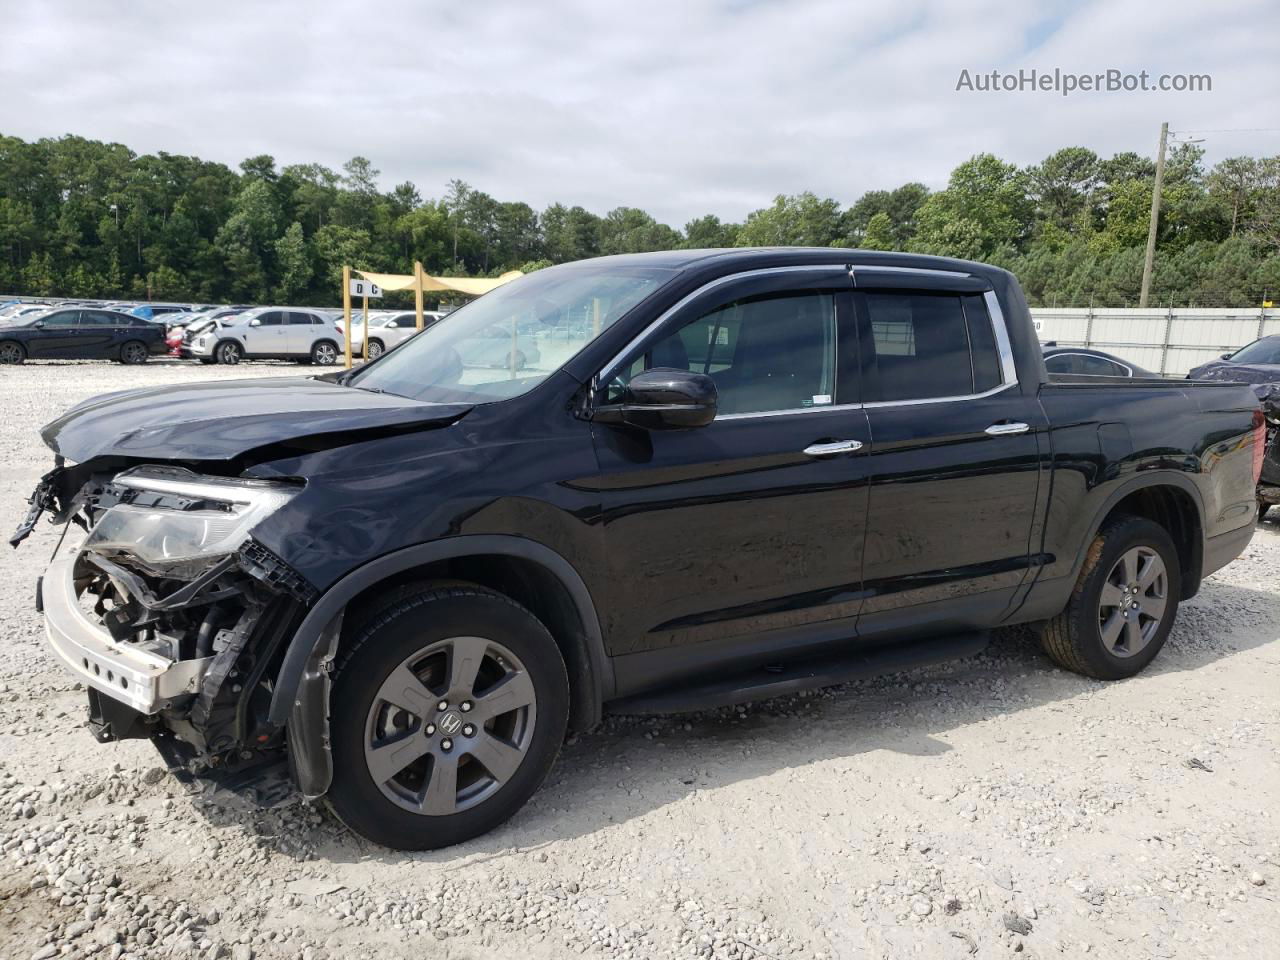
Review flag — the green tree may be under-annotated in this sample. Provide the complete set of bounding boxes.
[541,204,600,262]
[860,212,895,250]
[682,214,739,248]
[273,221,311,301]
[842,184,928,249]
[736,192,842,247]
[598,207,681,254]
[910,154,1030,258]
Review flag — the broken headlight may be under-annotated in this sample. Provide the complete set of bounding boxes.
[84,466,299,577]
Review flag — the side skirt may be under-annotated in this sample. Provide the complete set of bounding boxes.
[607,631,989,714]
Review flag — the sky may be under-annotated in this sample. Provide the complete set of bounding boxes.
[2,0,1278,226]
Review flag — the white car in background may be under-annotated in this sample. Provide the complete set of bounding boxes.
[341,310,443,359]
[187,307,342,365]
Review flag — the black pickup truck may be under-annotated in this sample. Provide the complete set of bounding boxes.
[12,249,1262,850]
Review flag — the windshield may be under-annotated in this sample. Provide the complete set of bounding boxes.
[1227,338,1280,365]
[348,263,674,403]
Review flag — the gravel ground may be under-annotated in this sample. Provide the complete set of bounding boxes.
[1,360,1277,960]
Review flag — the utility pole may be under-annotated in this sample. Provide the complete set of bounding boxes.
[1139,121,1168,308]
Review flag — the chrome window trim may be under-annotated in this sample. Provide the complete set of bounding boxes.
[862,380,1016,409]
[594,263,1023,424]
[983,290,1020,386]
[713,382,1019,421]
[597,264,850,384]
[850,264,973,279]
[717,402,863,421]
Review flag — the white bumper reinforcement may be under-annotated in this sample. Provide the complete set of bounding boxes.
[42,555,211,714]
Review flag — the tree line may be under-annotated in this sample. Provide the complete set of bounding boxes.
[1,133,1278,308]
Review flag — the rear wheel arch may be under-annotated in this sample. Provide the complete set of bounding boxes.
[1074,477,1204,600]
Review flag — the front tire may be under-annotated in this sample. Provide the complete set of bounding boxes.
[311,340,339,365]
[1041,516,1180,680]
[0,341,24,365]
[326,584,569,850]
[216,340,242,365]
[368,338,385,360]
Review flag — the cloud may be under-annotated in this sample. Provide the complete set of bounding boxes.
[2,0,1275,226]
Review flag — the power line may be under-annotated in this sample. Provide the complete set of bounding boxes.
[1172,127,1280,135]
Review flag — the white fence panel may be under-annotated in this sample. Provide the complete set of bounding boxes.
[1030,306,1278,376]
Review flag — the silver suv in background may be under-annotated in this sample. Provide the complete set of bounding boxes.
[187,307,342,365]
[344,310,443,359]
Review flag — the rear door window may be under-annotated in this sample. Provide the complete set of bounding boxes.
[863,291,1003,402]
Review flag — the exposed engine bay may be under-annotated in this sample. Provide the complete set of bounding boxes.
[18,461,314,780]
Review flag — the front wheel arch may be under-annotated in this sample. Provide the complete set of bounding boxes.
[271,536,611,797]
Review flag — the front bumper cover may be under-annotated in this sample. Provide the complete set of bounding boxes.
[42,554,211,714]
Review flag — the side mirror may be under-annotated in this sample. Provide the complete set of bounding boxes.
[593,368,718,430]
[1221,353,1232,360]
[249,318,262,327]
[33,320,45,329]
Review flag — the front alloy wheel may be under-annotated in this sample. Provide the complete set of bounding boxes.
[0,341,24,365]
[311,340,338,365]
[217,341,242,365]
[326,584,569,849]
[364,636,536,815]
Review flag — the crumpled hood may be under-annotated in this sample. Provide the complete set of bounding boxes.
[1187,361,1280,385]
[42,376,472,462]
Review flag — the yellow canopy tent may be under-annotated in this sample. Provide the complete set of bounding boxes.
[339,262,523,368]
[354,268,523,297]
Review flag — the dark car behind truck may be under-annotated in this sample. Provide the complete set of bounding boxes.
[11,248,1262,850]
[0,307,166,364]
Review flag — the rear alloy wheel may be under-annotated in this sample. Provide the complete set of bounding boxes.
[119,340,149,365]
[327,585,568,850]
[368,338,385,360]
[0,341,24,365]
[216,340,242,365]
[311,340,338,365]
[1041,516,1180,680]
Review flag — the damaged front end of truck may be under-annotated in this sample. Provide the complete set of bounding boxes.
[20,462,315,787]
[12,376,473,795]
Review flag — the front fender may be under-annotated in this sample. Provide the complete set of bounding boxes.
[268,535,611,797]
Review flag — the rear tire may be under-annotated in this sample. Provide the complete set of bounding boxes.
[216,340,242,365]
[119,340,149,365]
[326,584,569,850]
[1041,515,1180,680]
[368,338,385,360]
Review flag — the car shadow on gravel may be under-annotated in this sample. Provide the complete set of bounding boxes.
[184,578,1280,865]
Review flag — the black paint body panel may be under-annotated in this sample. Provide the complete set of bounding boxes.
[33,249,1261,720]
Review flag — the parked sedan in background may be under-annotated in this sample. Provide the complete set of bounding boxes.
[1042,345,1159,378]
[1187,335,1280,385]
[185,306,342,365]
[0,308,165,364]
